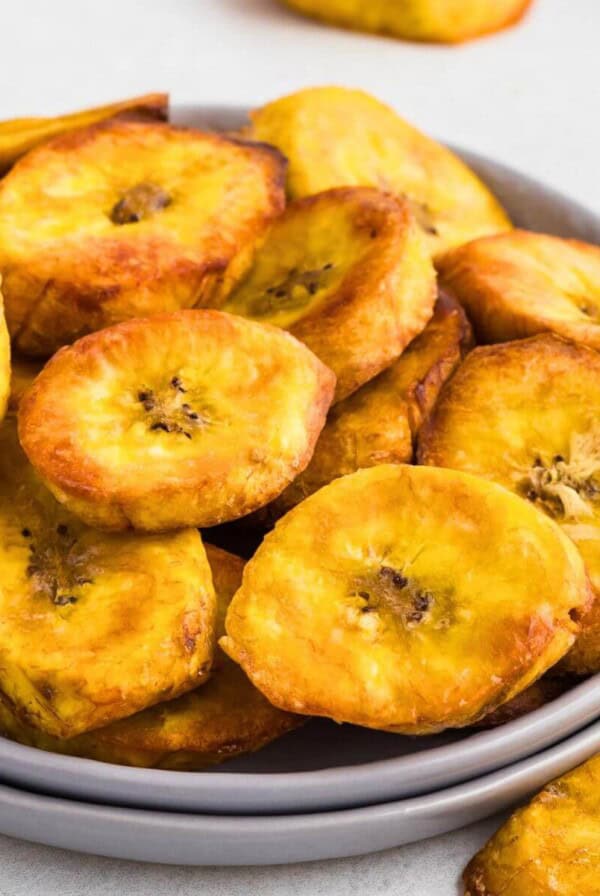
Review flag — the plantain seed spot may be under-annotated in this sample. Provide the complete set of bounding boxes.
[110,182,171,225]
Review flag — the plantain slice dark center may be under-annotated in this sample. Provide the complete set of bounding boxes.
[352,565,435,627]
[25,523,91,607]
[137,376,212,440]
[110,182,171,225]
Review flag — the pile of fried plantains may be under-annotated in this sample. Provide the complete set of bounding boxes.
[0,87,598,889]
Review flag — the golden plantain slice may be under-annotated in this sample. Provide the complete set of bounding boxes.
[224,186,436,401]
[0,120,285,356]
[418,334,600,674]
[463,753,600,895]
[280,0,533,43]
[439,230,600,350]
[270,292,472,517]
[0,417,216,739]
[472,676,573,730]
[0,545,301,769]
[0,93,168,174]
[19,310,335,532]
[221,464,590,734]
[249,87,510,258]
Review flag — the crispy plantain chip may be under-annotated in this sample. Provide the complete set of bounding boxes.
[249,87,510,257]
[0,93,168,175]
[0,120,285,356]
[19,310,336,532]
[439,230,600,350]
[225,186,435,401]
[472,676,573,729]
[0,417,216,739]
[221,464,589,734]
[464,753,600,895]
[279,0,532,43]
[0,545,301,769]
[419,334,600,673]
[270,292,472,517]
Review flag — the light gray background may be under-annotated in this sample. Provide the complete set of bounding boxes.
[0,0,598,892]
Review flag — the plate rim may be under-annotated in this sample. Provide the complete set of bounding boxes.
[1,673,599,815]
[1,717,600,865]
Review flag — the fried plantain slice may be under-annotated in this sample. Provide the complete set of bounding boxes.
[0,545,301,768]
[19,310,335,532]
[221,464,589,734]
[439,230,600,350]
[419,334,600,674]
[280,0,532,43]
[0,290,10,423]
[249,87,510,258]
[0,93,168,175]
[463,752,600,895]
[269,292,472,517]
[0,417,216,739]
[0,120,285,356]
[8,354,43,412]
[472,676,573,730]
[224,186,436,401]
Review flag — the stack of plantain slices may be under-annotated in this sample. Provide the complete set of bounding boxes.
[0,86,598,851]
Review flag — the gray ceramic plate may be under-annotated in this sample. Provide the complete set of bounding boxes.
[2,718,600,866]
[1,104,599,818]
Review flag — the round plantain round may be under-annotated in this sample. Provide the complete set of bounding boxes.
[0,120,286,356]
[18,309,336,532]
[221,464,591,734]
[0,545,301,769]
[248,86,511,258]
[464,753,600,895]
[418,334,600,674]
[438,230,600,350]
[224,186,436,402]
[280,0,533,44]
[267,292,472,518]
[0,417,216,739]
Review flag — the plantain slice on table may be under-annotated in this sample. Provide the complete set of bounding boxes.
[464,752,600,895]
[269,292,472,518]
[0,545,301,769]
[438,229,600,350]
[221,464,590,734]
[224,186,436,401]
[18,310,335,532]
[419,334,600,674]
[0,120,286,356]
[279,0,533,44]
[0,417,216,739]
[248,86,511,258]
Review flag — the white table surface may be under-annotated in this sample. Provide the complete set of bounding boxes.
[0,0,598,892]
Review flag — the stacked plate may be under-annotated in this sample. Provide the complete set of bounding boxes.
[0,107,599,866]
[0,678,599,865]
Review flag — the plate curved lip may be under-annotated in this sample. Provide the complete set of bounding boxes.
[1,717,600,865]
[1,674,599,815]
[1,102,598,817]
